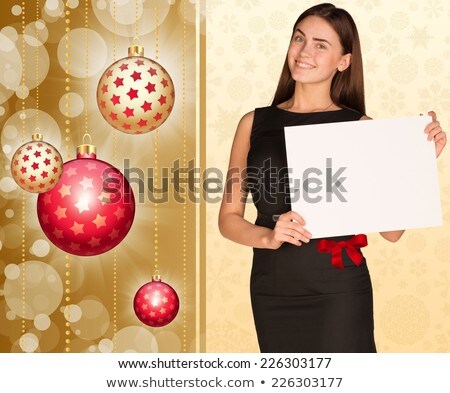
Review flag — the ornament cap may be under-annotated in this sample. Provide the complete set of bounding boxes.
[32,133,43,141]
[77,144,97,158]
[128,45,144,57]
[152,274,161,281]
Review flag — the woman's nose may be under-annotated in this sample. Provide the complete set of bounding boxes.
[299,43,312,57]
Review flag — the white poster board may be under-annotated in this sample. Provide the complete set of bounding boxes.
[284,116,442,238]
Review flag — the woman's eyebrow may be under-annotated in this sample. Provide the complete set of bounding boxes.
[295,28,332,46]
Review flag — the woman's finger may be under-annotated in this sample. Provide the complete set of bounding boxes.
[428,110,437,123]
[425,121,439,133]
[283,222,312,239]
[277,211,306,225]
[428,127,443,141]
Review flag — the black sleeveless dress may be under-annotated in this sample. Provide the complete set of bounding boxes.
[247,106,376,353]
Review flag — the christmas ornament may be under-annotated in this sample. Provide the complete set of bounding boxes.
[11,133,63,193]
[134,274,179,327]
[36,143,135,256]
[96,44,175,134]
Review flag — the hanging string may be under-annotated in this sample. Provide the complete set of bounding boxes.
[35,0,40,131]
[83,0,91,142]
[153,0,160,277]
[20,0,26,353]
[135,0,139,39]
[64,0,72,354]
[113,0,118,353]
[182,0,187,353]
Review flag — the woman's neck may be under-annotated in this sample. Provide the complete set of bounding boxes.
[281,82,338,112]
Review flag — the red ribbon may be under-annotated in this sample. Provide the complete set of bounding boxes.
[317,234,368,270]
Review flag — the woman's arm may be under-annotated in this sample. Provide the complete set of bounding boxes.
[218,111,273,248]
[218,112,311,249]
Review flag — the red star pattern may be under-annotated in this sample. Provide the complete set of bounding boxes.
[141,101,152,112]
[110,94,120,105]
[137,119,148,128]
[36,154,135,256]
[123,107,134,118]
[130,71,141,81]
[113,77,124,88]
[133,279,179,327]
[11,138,63,193]
[109,112,118,121]
[101,84,108,93]
[158,95,167,105]
[97,57,175,134]
[127,88,139,100]
[145,82,156,94]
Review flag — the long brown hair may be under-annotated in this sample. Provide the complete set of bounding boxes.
[272,3,365,114]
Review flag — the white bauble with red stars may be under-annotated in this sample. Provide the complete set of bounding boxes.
[11,133,63,193]
[97,45,175,135]
[134,275,179,327]
[36,143,135,256]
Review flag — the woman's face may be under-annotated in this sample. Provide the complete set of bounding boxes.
[287,16,351,85]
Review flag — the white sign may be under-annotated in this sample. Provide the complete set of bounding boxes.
[284,116,442,238]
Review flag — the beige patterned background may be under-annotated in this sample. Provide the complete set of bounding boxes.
[206,0,450,352]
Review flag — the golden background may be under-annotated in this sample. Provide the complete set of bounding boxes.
[205,0,450,352]
[0,0,200,352]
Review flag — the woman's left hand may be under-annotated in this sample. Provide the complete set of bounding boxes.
[425,111,447,158]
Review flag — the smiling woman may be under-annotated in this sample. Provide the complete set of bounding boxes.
[218,2,446,353]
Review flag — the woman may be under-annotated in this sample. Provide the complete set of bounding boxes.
[218,3,446,352]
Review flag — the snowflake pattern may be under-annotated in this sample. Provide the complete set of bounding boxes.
[409,259,427,277]
[257,34,278,56]
[356,0,381,11]
[378,34,399,56]
[435,271,450,297]
[419,81,449,113]
[380,87,405,115]
[209,106,242,147]
[423,0,444,18]
[373,248,404,277]
[220,15,238,34]
[234,0,260,12]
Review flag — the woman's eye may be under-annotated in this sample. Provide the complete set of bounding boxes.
[317,44,326,49]
[295,36,304,42]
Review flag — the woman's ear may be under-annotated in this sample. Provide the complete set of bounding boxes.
[338,53,352,72]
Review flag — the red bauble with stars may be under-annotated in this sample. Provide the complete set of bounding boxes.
[97,45,175,135]
[36,143,135,256]
[11,133,63,193]
[134,275,179,327]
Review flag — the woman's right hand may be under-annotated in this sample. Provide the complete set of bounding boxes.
[264,211,312,249]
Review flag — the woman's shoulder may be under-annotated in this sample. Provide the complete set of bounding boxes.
[238,106,275,126]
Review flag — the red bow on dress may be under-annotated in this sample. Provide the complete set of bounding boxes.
[317,234,368,269]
